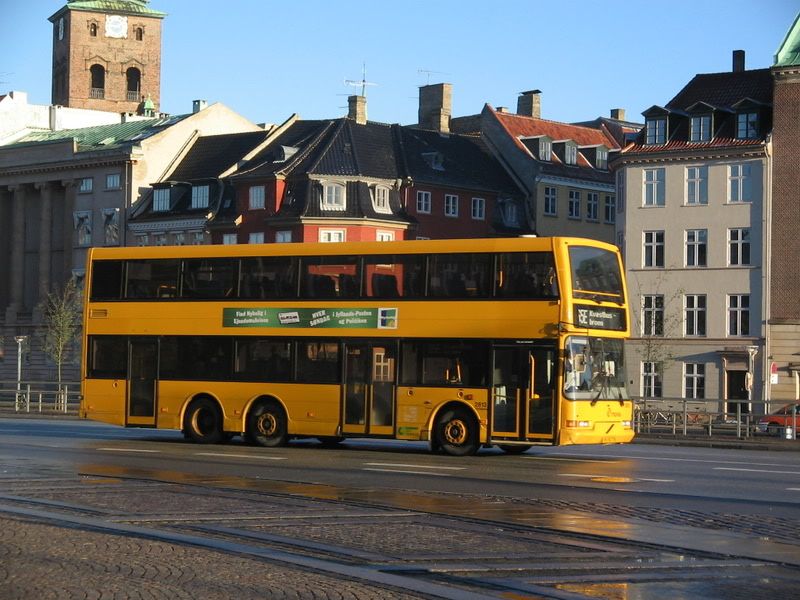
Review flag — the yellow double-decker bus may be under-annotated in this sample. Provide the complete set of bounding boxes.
[81,237,633,455]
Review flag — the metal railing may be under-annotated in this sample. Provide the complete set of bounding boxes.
[634,397,797,440]
[0,380,80,415]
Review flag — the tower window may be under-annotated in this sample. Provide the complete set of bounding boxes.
[90,23,98,37]
[126,67,141,102]
[135,27,143,41]
[90,64,105,99]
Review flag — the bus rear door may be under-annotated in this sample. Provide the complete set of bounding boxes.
[127,338,158,426]
[343,341,396,436]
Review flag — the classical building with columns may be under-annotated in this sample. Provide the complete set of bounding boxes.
[0,103,262,379]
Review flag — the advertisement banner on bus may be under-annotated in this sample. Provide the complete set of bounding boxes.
[222,307,398,329]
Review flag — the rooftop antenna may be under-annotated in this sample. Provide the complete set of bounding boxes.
[417,68,448,85]
[344,63,377,97]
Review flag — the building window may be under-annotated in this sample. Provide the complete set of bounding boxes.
[729,164,752,203]
[684,363,706,399]
[275,230,292,243]
[568,190,580,219]
[135,27,143,41]
[322,182,346,210]
[416,190,431,214]
[686,166,708,205]
[90,64,105,98]
[153,188,170,212]
[471,197,485,220]
[174,232,186,246]
[544,187,557,216]
[376,231,394,242]
[136,234,148,246]
[90,23,98,37]
[685,229,707,267]
[105,173,121,190]
[371,186,391,213]
[126,68,140,102]
[58,17,65,40]
[539,139,551,161]
[644,168,665,206]
[565,144,577,165]
[249,185,265,210]
[684,294,707,337]
[643,231,664,268]
[74,211,92,247]
[319,229,345,243]
[728,294,750,336]
[444,194,459,217]
[222,233,238,245]
[191,185,210,209]
[78,178,93,194]
[503,202,519,226]
[736,112,759,139]
[191,232,205,245]
[690,115,712,142]
[249,232,264,244]
[586,192,599,221]
[642,294,664,336]
[153,233,167,246]
[102,208,119,246]
[729,228,751,266]
[646,117,666,144]
[604,195,615,224]
[596,148,608,170]
[642,361,663,398]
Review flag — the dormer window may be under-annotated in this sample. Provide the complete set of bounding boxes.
[191,185,209,209]
[736,111,758,139]
[564,142,577,165]
[690,115,712,142]
[539,138,552,161]
[153,188,170,212]
[646,117,666,144]
[596,147,608,170]
[422,152,445,171]
[322,182,346,210]
[371,185,391,214]
[502,200,519,226]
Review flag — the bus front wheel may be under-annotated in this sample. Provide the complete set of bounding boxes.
[247,403,288,447]
[184,397,224,444]
[435,407,479,456]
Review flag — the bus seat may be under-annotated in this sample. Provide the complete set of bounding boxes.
[372,273,399,298]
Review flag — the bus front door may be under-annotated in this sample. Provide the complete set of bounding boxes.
[492,346,556,441]
[127,339,158,426]
[343,342,396,436]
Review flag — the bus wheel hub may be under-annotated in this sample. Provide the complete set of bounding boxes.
[444,419,467,445]
[257,413,277,436]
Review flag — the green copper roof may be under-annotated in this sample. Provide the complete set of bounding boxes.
[56,1,166,19]
[775,12,800,67]
[11,117,185,152]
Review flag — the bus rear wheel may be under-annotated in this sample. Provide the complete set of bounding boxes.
[436,407,479,456]
[247,403,288,447]
[498,444,532,455]
[184,397,224,444]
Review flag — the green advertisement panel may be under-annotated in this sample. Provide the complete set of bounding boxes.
[223,307,398,329]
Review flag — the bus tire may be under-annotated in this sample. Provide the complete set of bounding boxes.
[435,406,479,457]
[318,436,344,447]
[499,444,532,455]
[184,397,224,444]
[247,402,288,448]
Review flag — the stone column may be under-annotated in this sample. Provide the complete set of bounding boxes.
[35,182,53,303]
[6,185,26,321]
[61,180,76,278]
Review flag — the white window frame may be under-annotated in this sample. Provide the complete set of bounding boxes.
[729,164,752,203]
[643,230,664,268]
[544,187,557,216]
[644,168,665,206]
[596,147,608,170]
[322,182,346,210]
[539,139,551,161]
[586,192,599,221]
[248,232,265,244]
[568,190,580,219]
[416,190,431,214]
[153,188,170,212]
[249,185,266,210]
[728,228,751,266]
[685,229,707,267]
[684,294,707,337]
[471,197,485,220]
[376,230,394,242]
[191,184,210,209]
[728,294,750,337]
[371,185,391,214]
[565,143,577,165]
[686,166,708,205]
[684,363,706,399]
[444,194,459,217]
[642,294,664,336]
[222,233,238,245]
[78,177,93,193]
[105,173,121,190]
[275,230,292,243]
[690,115,711,142]
[319,229,345,243]
[642,361,662,398]
[646,117,666,144]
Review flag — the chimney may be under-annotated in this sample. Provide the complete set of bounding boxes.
[192,99,208,113]
[496,106,509,113]
[418,83,452,132]
[348,95,367,125]
[610,108,626,121]
[517,90,541,118]
[732,49,745,72]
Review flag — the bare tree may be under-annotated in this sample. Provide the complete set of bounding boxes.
[37,278,83,386]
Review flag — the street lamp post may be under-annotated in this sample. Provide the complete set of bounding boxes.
[746,345,758,419]
[14,335,27,411]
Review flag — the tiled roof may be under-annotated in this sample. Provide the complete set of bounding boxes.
[8,116,183,151]
[492,108,621,150]
[167,130,270,181]
[665,69,773,111]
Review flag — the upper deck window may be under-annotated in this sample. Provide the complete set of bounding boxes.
[569,245,624,301]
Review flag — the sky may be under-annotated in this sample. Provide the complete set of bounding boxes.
[1,1,798,127]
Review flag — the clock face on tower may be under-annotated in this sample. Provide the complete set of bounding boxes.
[105,15,128,38]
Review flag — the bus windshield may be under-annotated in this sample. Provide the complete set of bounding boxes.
[564,336,627,402]
[569,245,624,302]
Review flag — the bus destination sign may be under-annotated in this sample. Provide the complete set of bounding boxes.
[223,307,398,329]
[573,305,625,331]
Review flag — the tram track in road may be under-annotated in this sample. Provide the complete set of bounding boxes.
[3,467,800,599]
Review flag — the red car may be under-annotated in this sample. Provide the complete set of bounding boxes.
[757,403,800,435]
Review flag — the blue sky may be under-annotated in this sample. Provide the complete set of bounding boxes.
[2,1,797,126]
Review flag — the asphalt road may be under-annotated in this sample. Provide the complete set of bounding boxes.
[2,417,800,599]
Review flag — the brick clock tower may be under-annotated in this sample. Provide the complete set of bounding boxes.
[48,0,166,114]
